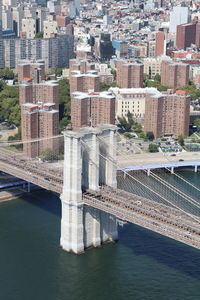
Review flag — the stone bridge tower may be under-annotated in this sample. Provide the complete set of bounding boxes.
[60,125,118,254]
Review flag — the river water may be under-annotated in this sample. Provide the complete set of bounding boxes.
[0,171,200,300]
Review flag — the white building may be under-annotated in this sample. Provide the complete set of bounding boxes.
[169,7,190,33]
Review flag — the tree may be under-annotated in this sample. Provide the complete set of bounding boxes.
[111,69,116,80]
[180,83,200,100]
[178,135,184,146]
[0,85,20,126]
[146,131,155,141]
[146,80,170,91]
[0,68,14,80]
[138,132,146,139]
[55,68,63,76]
[194,118,200,131]
[40,148,59,162]
[35,32,44,38]
[124,132,133,139]
[154,74,161,83]
[118,117,132,131]
[99,82,117,91]
[59,117,70,131]
[148,143,159,153]
[58,78,71,131]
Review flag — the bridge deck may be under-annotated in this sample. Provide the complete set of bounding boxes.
[83,187,200,250]
[0,148,200,250]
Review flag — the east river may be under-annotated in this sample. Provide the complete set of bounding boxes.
[0,171,200,300]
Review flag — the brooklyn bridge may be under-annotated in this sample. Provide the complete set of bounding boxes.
[0,125,200,253]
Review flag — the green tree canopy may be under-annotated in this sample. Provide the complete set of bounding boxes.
[148,143,159,152]
[99,82,117,91]
[146,131,155,141]
[59,79,71,131]
[178,135,184,146]
[154,73,161,82]
[0,68,15,80]
[0,85,20,126]
[40,148,59,162]
[194,118,200,131]
[180,83,200,100]
[35,32,44,38]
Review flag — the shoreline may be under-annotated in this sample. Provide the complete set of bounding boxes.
[0,186,42,203]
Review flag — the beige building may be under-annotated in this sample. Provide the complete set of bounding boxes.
[143,56,172,79]
[110,87,161,120]
[148,40,156,57]
[43,18,58,38]
[21,18,36,39]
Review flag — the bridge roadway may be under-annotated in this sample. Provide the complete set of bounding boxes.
[117,151,200,170]
[0,148,200,250]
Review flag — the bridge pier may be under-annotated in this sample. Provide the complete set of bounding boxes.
[194,165,198,172]
[60,126,118,254]
[60,132,84,253]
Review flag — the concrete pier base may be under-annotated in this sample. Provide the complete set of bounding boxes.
[60,199,84,253]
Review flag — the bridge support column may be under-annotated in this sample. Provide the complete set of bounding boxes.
[194,165,198,172]
[82,130,101,248]
[60,132,84,254]
[61,126,118,254]
[147,169,150,176]
[98,125,118,243]
[171,167,174,174]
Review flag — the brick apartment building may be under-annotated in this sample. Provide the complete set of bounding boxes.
[144,91,190,138]
[116,60,144,88]
[176,20,200,50]
[161,60,189,88]
[19,62,59,157]
[19,81,59,109]
[21,103,59,158]
[155,32,165,57]
[70,70,100,94]
[71,91,115,130]
[69,59,96,74]
[18,61,45,84]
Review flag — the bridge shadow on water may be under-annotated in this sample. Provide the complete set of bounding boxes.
[119,223,200,280]
[20,189,61,217]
